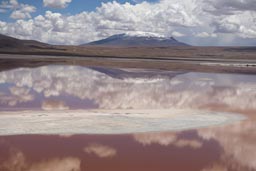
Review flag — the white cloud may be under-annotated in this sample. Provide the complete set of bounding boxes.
[203,0,256,15]
[0,21,6,27]
[172,31,185,37]
[10,4,36,19]
[212,11,256,38]
[195,32,217,38]
[43,0,72,9]
[0,0,201,44]
[0,0,255,45]
[10,0,18,7]
[0,0,19,9]
[0,0,36,20]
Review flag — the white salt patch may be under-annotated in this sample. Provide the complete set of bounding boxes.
[0,109,245,135]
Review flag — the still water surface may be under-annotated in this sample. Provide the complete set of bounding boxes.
[0,65,256,171]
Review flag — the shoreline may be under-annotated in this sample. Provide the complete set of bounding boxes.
[0,53,256,74]
[0,109,246,135]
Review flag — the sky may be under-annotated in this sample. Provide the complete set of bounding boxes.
[0,0,255,46]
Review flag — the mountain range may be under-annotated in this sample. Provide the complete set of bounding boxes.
[83,32,189,46]
[0,32,188,49]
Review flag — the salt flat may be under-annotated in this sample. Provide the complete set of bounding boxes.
[0,109,245,135]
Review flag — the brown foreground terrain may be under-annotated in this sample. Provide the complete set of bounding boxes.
[0,45,256,74]
[0,34,256,74]
[1,44,256,59]
[0,33,255,73]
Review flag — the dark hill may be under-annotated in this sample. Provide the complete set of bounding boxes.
[0,34,51,49]
[82,33,189,47]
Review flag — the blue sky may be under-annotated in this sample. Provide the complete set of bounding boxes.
[0,0,158,22]
[0,0,255,46]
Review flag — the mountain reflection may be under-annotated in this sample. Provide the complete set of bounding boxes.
[0,65,256,171]
[0,65,256,111]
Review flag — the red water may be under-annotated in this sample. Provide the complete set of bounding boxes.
[0,66,256,171]
[0,111,256,171]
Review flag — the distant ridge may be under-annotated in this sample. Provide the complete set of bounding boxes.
[0,34,50,49]
[82,32,189,47]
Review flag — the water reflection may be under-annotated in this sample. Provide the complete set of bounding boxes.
[84,143,117,158]
[2,151,81,171]
[0,65,256,171]
[133,132,203,149]
[0,132,221,171]
[1,127,254,171]
[198,112,256,171]
[0,65,255,111]
[0,119,256,171]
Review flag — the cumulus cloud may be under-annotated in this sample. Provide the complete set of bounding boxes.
[0,0,19,9]
[195,32,217,38]
[203,0,256,15]
[172,31,185,37]
[0,1,208,44]
[43,0,72,8]
[0,0,36,20]
[10,4,36,19]
[212,11,256,38]
[84,143,117,158]
[0,0,255,45]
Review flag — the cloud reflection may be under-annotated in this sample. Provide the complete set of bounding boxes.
[0,149,81,171]
[201,164,228,171]
[133,132,203,149]
[28,157,81,171]
[42,100,69,110]
[199,118,256,170]
[84,143,117,158]
[0,86,34,106]
[1,149,27,171]
[0,66,255,111]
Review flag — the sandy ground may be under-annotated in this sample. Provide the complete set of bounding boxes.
[0,109,245,135]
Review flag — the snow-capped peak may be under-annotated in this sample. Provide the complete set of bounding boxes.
[124,31,167,38]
